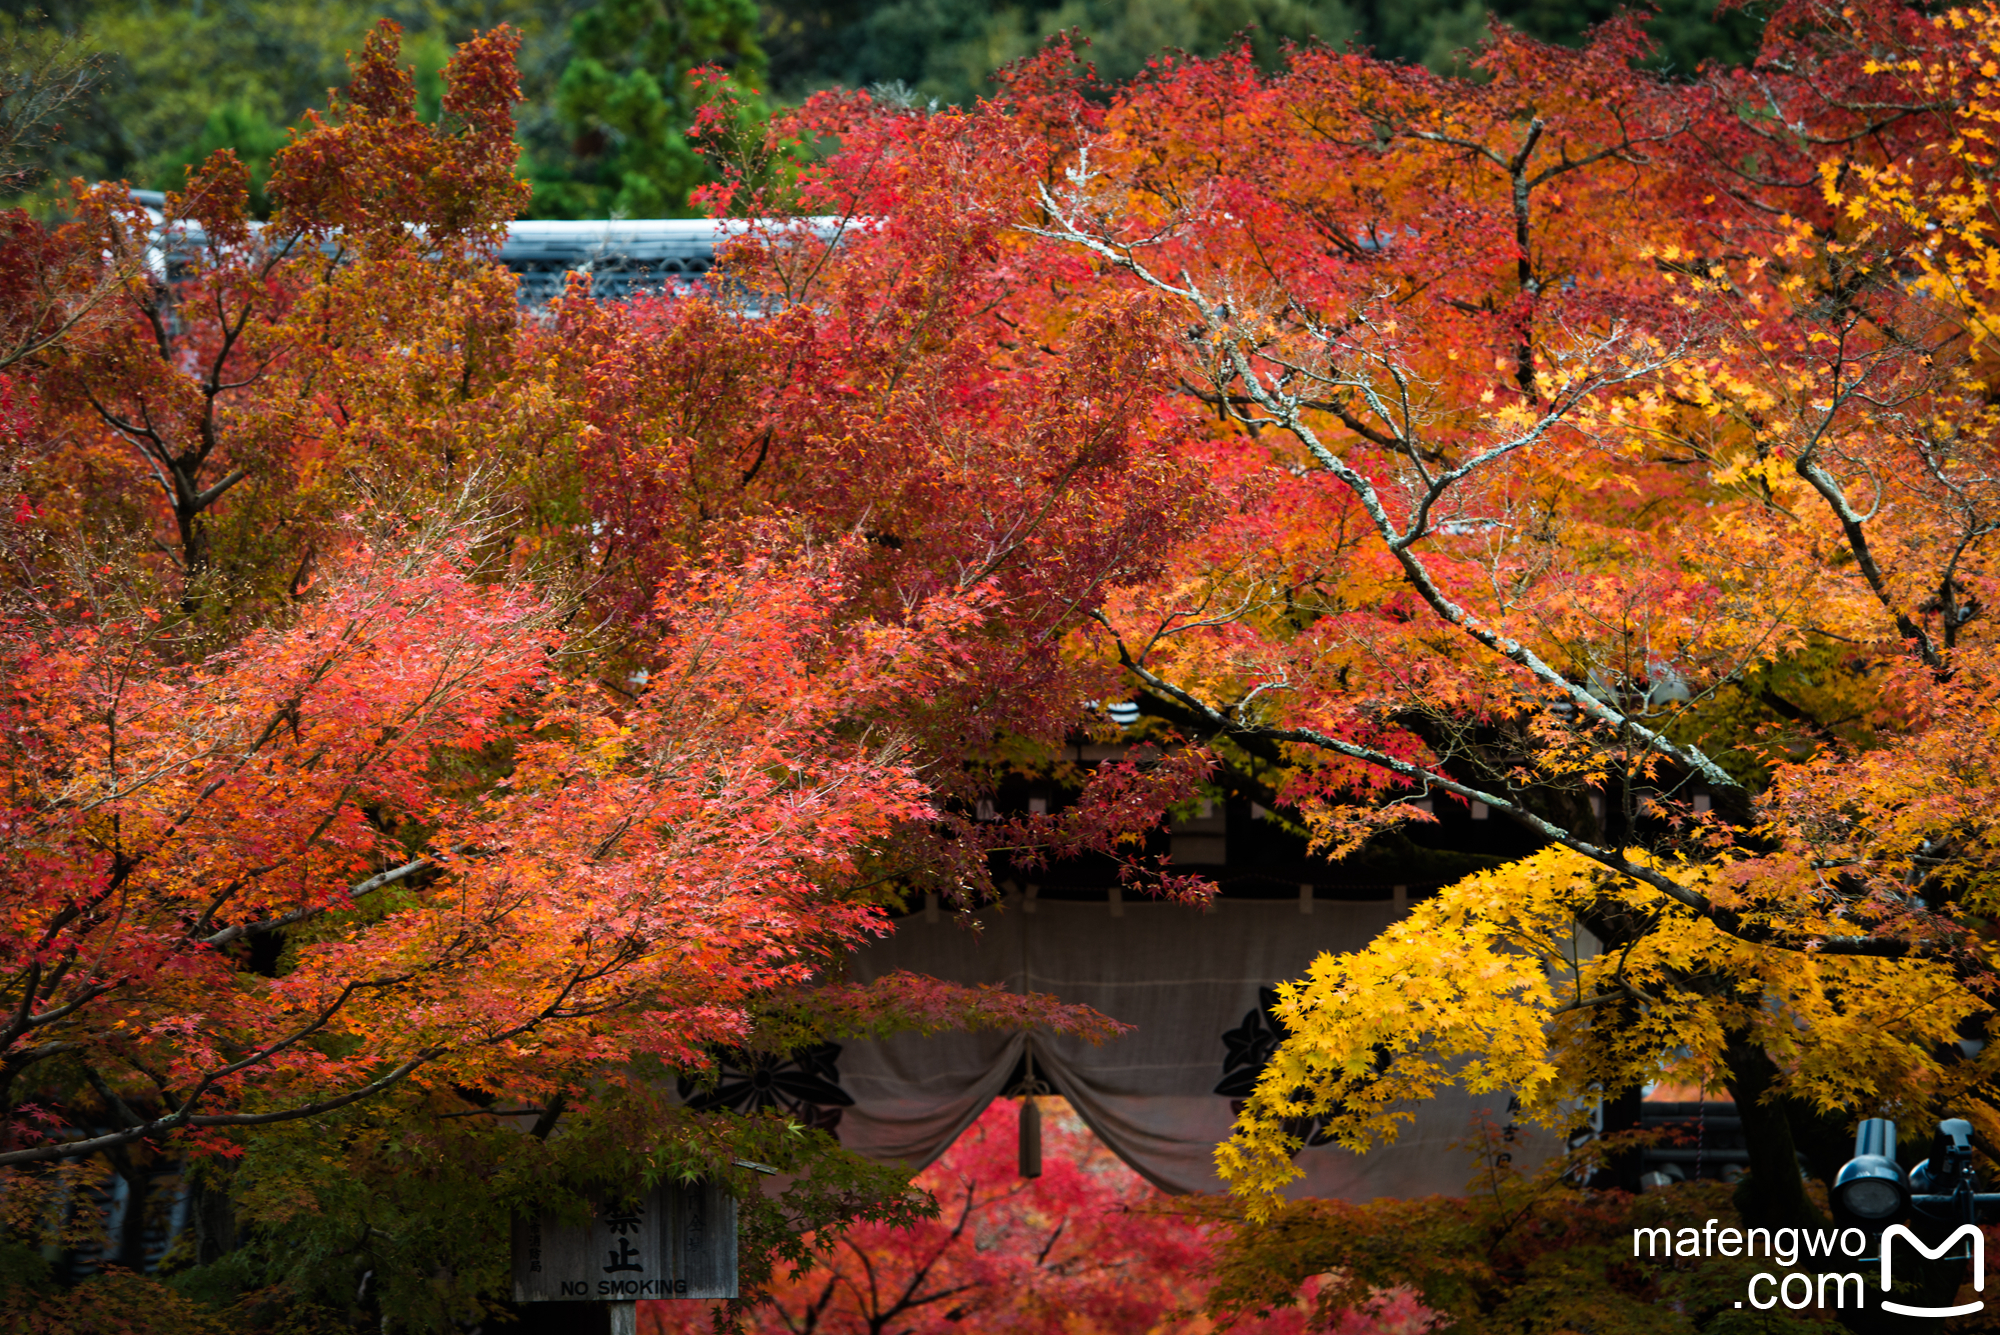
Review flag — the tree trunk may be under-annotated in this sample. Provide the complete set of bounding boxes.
[188,1171,235,1268]
[1720,1034,1823,1231]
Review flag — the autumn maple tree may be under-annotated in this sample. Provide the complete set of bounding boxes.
[980,0,2000,1265]
[656,4,2000,1324]
[0,17,1220,1328]
[25,0,2000,1326]
[604,6,2000,1327]
[643,1097,1441,1335]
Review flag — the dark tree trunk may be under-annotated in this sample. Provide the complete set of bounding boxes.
[1720,1034,1823,1231]
[189,1172,236,1268]
[109,1154,150,1272]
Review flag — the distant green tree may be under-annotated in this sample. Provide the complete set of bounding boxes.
[6,0,375,202]
[0,18,99,194]
[169,100,287,214]
[1487,0,1764,75]
[758,0,1765,105]
[2,0,582,215]
[763,0,1355,105]
[5,0,1766,223]
[528,0,767,218]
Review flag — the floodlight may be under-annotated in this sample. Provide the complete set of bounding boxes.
[1834,1118,1908,1221]
[1911,1118,1976,1197]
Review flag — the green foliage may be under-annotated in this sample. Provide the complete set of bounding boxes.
[1664,639,1888,789]
[151,1082,929,1333]
[3,0,1766,225]
[0,21,99,193]
[530,0,769,218]
[171,101,287,215]
[1487,0,1765,76]
[1,0,584,213]
[0,1243,51,1296]
[814,0,1352,104]
[758,0,1765,105]
[5,0,768,219]
[1198,1130,1831,1334]
[8,0,376,202]
[0,1269,235,1335]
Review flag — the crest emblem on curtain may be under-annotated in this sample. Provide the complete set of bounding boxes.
[679,1042,854,1132]
[1214,986,1338,1148]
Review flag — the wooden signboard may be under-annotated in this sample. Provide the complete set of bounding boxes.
[512,1180,737,1303]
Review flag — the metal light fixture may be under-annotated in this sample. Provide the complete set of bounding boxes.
[1911,1118,1977,1196]
[1830,1115,2000,1319]
[1833,1117,1909,1221]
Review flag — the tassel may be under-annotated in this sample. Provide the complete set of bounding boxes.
[1019,1094,1042,1179]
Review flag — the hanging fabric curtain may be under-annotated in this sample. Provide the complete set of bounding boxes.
[814,896,1553,1198]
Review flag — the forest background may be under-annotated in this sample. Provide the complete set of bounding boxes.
[15,0,2000,1332]
[0,0,1765,219]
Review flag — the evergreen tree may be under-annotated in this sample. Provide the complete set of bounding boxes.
[531,0,767,218]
